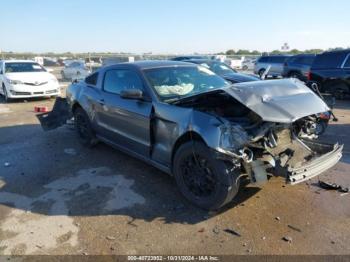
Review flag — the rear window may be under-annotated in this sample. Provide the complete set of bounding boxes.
[312,52,348,69]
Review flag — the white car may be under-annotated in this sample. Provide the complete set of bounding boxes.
[0,60,60,102]
[242,58,257,71]
[61,61,91,81]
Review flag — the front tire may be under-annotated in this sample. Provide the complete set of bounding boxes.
[2,85,11,103]
[74,107,97,147]
[173,141,240,210]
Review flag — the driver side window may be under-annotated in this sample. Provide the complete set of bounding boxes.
[103,69,143,95]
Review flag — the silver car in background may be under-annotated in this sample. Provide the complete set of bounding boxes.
[241,58,257,71]
[61,61,91,81]
[254,55,290,78]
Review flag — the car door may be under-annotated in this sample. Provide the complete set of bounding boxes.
[96,68,152,157]
[269,56,284,75]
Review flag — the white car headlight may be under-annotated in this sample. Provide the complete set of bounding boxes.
[8,79,23,85]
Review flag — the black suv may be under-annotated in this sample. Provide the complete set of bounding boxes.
[282,54,316,82]
[308,49,350,98]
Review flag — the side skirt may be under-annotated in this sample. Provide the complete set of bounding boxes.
[96,135,172,176]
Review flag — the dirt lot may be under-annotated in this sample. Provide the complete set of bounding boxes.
[0,74,350,255]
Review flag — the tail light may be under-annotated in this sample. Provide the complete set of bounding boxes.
[306,71,311,81]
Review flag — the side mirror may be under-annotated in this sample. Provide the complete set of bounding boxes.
[0,70,3,75]
[120,89,143,100]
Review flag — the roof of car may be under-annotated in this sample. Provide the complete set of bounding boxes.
[320,49,350,55]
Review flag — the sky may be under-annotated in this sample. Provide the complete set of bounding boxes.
[0,0,349,54]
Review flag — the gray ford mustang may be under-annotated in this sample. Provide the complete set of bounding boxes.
[38,61,343,210]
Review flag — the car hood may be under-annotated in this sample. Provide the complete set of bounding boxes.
[5,72,56,83]
[222,72,260,83]
[223,79,329,123]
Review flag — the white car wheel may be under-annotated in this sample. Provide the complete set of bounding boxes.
[2,85,11,102]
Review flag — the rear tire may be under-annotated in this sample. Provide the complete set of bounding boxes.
[74,107,98,147]
[173,141,240,210]
[2,85,11,103]
[258,69,266,79]
[326,83,348,100]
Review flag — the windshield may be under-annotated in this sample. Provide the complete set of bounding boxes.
[200,61,236,76]
[144,66,230,102]
[5,62,46,73]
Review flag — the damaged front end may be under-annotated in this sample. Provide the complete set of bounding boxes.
[175,79,343,186]
[211,80,343,185]
[215,121,342,185]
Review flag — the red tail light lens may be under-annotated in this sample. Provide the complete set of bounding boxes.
[307,71,311,81]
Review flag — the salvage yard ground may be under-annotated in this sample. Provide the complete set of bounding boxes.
[0,69,349,255]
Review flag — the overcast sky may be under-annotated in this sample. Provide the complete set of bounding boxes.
[1,0,349,53]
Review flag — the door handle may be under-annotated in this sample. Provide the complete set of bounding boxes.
[98,99,105,105]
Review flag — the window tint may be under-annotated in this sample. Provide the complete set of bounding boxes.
[269,56,288,63]
[85,72,98,86]
[299,56,315,65]
[343,54,350,68]
[5,62,46,73]
[313,52,348,69]
[69,62,83,68]
[289,56,315,65]
[258,56,269,63]
[103,69,143,94]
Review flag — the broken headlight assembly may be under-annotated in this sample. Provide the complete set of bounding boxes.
[218,123,253,162]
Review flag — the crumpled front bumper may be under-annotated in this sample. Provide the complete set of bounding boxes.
[287,143,343,185]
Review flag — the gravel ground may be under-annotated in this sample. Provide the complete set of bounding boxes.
[0,71,349,255]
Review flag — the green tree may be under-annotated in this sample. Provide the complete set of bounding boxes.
[225,49,236,55]
[289,49,301,55]
[236,49,250,55]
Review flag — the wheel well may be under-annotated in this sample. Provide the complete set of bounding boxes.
[171,131,206,166]
[72,102,82,114]
[323,80,349,93]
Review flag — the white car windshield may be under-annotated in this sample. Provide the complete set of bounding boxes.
[144,66,230,102]
[5,62,46,73]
